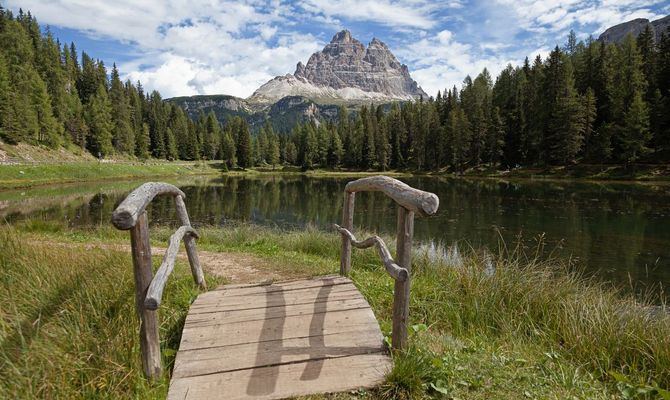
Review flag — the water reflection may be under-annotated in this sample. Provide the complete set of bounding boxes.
[2,175,669,290]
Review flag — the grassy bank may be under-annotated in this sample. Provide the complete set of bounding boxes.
[459,163,670,182]
[0,161,222,189]
[2,221,670,399]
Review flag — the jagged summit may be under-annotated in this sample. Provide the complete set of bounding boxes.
[249,30,427,105]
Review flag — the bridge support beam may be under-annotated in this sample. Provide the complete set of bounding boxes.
[392,206,414,350]
[130,212,161,380]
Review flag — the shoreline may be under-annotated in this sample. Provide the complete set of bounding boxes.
[2,161,670,190]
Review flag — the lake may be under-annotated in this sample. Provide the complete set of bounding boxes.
[2,175,669,292]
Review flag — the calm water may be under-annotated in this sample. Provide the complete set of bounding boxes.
[2,175,669,291]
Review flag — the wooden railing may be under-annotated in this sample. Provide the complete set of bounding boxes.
[336,176,439,350]
[112,182,206,381]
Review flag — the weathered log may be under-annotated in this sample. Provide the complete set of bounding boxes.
[333,224,408,282]
[392,206,414,350]
[340,191,355,276]
[175,195,206,290]
[112,182,185,230]
[145,226,200,311]
[130,212,161,380]
[345,176,439,217]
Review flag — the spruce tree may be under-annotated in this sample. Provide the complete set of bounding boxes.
[544,49,585,165]
[236,117,252,168]
[85,84,113,157]
[109,64,134,153]
[0,54,11,142]
[268,132,280,169]
[619,91,651,164]
[136,123,150,159]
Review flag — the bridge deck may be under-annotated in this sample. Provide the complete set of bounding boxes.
[168,275,392,400]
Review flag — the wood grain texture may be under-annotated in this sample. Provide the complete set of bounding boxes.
[340,191,355,276]
[129,212,161,380]
[333,224,408,282]
[392,206,414,350]
[175,195,206,290]
[144,225,199,310]
[168,276,391,400]
[111,182,185,230]
[168,354,391,400]
[344,175,439,217]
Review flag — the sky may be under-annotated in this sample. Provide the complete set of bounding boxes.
[5,0,669,99]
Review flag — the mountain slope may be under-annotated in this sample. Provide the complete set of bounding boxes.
[598,15,670,44]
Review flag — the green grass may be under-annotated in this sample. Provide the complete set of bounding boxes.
[460,163,670,182]
[2,221,670,399]
[0,226,224,399]
[0,161,222,189]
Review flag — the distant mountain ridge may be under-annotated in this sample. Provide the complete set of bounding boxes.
[169,18,670,132]
[598,15,670,44]
[168,30,426,132]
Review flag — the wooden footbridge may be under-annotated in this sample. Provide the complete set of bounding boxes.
[112,176,439,399]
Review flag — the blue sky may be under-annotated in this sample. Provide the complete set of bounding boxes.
[5,0,669,98]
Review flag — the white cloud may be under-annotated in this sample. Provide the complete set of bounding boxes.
[397,30,515,97]
[5,0,321,98]
[297,0,439,29]
[493,0,666,35]
[4,0,668,100]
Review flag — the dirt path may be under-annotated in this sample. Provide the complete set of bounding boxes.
[41,240,285,284]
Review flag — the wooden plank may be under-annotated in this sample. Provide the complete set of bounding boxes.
[190,283,361,312]
[172,328,385,378]
[194,282,359,306]
[185,297,371,327]
[170,276,392,399]
[167,353,392,400]
[209,275,350,295]
[179,307,380,351]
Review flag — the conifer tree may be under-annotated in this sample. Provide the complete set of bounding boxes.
[0,53,11,142]
[136,123,150,159]
[619,92,651,164]
[236,117,252,168]
[109,64,134,153]
[85,84,113,157]
[544,48,585,165]
[268,132,280,169]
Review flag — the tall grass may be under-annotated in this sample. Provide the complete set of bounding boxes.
[0,227,219,398]
[4,221,670,398]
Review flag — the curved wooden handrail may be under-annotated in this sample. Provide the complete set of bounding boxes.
[333,224,408,282]
[145,226,199,310]
[111,181,204,381]
[112,182,186,230]
[338,175,439,350]
[345,176,439,217]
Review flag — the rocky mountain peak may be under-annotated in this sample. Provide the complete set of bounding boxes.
[331,29,354,43]
[251,30,427,104]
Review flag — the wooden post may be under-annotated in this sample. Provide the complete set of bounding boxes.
[175,195,206,290]
[129,212,162,380]
[392,206,414,350]
[340,191,355,276]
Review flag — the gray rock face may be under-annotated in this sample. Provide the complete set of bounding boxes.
[599,15,670,44]
[249,30,427,104]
